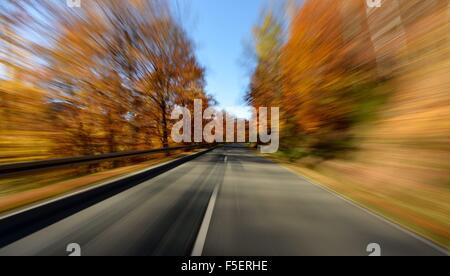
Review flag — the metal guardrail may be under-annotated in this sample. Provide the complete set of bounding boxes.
[0,146,218,247]
[0,144,211,176]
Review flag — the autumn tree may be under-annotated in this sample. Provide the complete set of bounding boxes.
[246,0,381,157]
[246,13,283,109]
[282,0,380,156]
[0,0,211,162]
[138,15,208,148]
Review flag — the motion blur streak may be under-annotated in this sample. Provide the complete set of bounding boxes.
[0,146,445,256]
[0,0,212,164]
[0,0,213,213]
[0,0,449,255]
[246,0,450,248]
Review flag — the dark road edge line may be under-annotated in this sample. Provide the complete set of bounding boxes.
[0,146,217,249]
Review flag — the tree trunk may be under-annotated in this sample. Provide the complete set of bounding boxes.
[161,101,170,155]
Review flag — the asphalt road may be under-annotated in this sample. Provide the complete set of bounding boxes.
[0,145,446,256]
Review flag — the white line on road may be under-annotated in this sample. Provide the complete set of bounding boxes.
[224,156,227,163]
[191,183,220,256]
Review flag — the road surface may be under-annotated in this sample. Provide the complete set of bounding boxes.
[0,145,446,256]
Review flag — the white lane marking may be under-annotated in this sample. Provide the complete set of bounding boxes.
[224,156,228,163]
[191,183,220,256]
[280,165,449,256]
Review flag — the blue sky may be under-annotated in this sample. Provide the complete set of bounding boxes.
[173,0,271,118]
